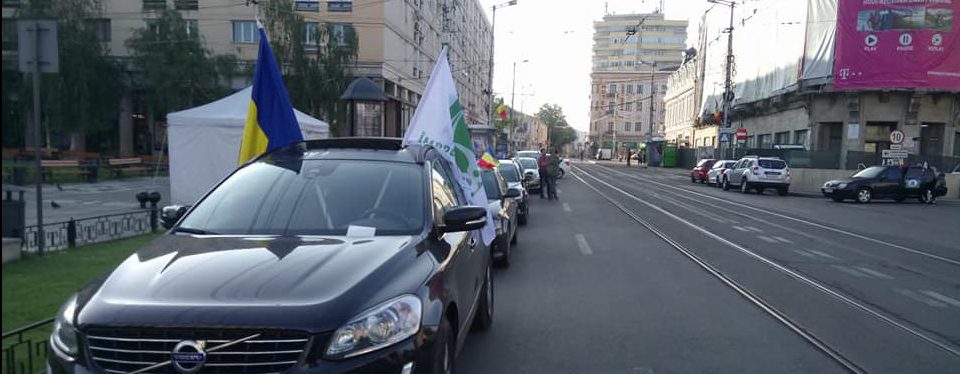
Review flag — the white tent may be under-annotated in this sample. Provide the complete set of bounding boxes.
[167,87,329,205]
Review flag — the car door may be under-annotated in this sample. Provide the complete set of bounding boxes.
[430,160,480,334]
[496,171,517,236]
[734,160,751,185]
[876,166,903,197]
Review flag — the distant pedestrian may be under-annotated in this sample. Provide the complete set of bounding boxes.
[579,149,584,161]
[640,151,647,168]
[537,148,549,199]
[626,148,632,167]
[546,148,561,200]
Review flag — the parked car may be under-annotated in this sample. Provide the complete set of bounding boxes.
[821,165,948,203]
[558,158,571,178]
[707,160,737,187]
[48,138,494,374]
[515,150,540,160]
[516,157,541,192]
[690,159,717,183]
[498,159,529,225]
[722,156,791,195]
[481,167,521,267]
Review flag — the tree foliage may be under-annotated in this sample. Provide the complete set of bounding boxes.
[126,9,235,117]
[535,103,577,150]
[261,0,358,136]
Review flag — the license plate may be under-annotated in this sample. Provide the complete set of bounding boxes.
[824,188,833,193]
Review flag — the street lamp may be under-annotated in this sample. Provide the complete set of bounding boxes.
[487,0,519,129]
[509,59,529,154]
[340,77,387,137]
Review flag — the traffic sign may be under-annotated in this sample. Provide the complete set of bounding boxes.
[735,127,748,141]
[719,132,731,143]
[889,130,905,144]
[881,149,908,159]
[889,144,902,150]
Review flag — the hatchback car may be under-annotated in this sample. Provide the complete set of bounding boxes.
[722,156,791,195]
[690,159,717,183]
[481,167,521,267]
[515,150,540,160]
[822,165,948,203]
[707,160,737,187]
[498,159,529,225]
[48,138,494,374]
[515,157,541,192]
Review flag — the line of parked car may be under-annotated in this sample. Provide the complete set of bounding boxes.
[690,156,950,203]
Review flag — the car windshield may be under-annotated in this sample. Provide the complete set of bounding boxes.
[852,166,886,178]
[758,159,786,169]
[178,160,424,236]
[516,151,540,159]
[696,159,713,167]
[480,171,501,199]
[517,157,538,170]
[500,163,521,183]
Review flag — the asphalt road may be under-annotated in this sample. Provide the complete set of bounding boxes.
[2,177,171,225]
[457,161,960,374]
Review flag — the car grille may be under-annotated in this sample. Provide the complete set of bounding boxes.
[84,327,309,374]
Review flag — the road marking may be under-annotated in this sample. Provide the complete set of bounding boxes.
[773,236,794,244]
[854,266,894,279]
[574,233,593,255]
[831,265,869,278]
[895,289,948,308]
[806,249,839,260]
[556,188,563,194]
[562,203,571,212]
[921,290,960,308]
[81,200,101,205]
[793,249,817,258]
[732,226,750,232]
[757,235,779,243]
[744,226,764,233]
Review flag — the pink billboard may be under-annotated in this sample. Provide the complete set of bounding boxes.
[834,0,960,90]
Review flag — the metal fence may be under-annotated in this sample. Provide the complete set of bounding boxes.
[20,209,158,253]
[2,318,53,374]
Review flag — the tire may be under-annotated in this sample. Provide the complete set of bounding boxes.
[740,179,750,194]
[831,196,844,202]
[716,176,723,188]
[558,169,565,179]
[494,240,511,268]
[919,188,935,204]
[777,187,789,196]
[432,318,456,374]
[691,176,697,183]
[722,177,731,191]
[471,264,494,331]
[855,187,872,204]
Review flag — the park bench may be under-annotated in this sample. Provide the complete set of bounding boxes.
[41,160,94,182]
[61,151,102,161]
[139,155,168,173]
[107,157,148,178]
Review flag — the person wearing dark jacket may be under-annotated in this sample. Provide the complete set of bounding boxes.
[545,149,561,200]
[537,148,549,199]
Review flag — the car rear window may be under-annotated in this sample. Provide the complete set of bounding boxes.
[696,159,712,167]
[481,171,501,198]
[758,159,786,169]
[500,163,520,183]
[517,157,537,170]
[723,161,736,168]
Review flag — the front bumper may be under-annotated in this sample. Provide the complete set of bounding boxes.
[48,325,443,374]
[821,187,855,198]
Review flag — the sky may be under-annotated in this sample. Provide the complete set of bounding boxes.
[478,0,713,132]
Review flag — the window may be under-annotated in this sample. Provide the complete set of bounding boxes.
[636,102,642,111]
[607,101,614,113]
[233,21,258,44]
[328,0,353,12]
[174,0,198,11]
[607,122,613,132]
[623,122,630,132]
[881,167,903,180]
[303,22,319,47]
[626,84,633,94]
[637,84,643,94]
[328,23,352,47]
[608,83,616,94]
[635,122,643,132]
[84,19,111,42]
[1,21,16,51]
[295,0,321,12]
[774,131,790,145]
[757,134,773,148]
[480,170,504,199]
[746,135,757,148]
[794,130,809,147]
[185,19,198,38]
[143,0,165,11]
[625,102,632,111]
[432,162,460,223]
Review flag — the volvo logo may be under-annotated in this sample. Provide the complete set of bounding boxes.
[171,340,207,374]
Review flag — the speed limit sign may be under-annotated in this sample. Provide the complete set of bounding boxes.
[889,130,905,144]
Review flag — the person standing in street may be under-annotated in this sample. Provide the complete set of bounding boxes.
[640,150,647,168]
[546,148,561,200]
[537,148,549,199]
[626,148,632,167]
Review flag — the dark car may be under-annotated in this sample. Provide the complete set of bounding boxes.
[690,159,717,183]
[48,138,494,374]
[480,167,521,267]
[498,159,529,225]
[822,165,948,203]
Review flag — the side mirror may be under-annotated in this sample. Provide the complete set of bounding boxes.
[161,205,189,229]
[438,206,487,233]
[504,187,521,199]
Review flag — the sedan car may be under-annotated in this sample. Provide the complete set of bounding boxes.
[690,159,717,183]
[49,138,494,374]
[515,150,540,160]
[707,160,737,187]
[516,156,542,193]
[498,159,529,225]
[481,167,521,267]
[822,165,948,203]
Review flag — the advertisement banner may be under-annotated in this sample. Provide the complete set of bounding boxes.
[834,0,960,90]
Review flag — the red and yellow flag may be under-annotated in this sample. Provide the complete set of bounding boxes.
[496,104,508,120]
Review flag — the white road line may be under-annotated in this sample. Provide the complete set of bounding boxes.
[732,226,750,232]
[81,200,101,205]
[562,203,572,212]
[831,265,869,278]
[921,290,960,308]
[806,249,839,260]
[793,249,817,258]
[773,236,794,244]
[854,266,894,280]
[895,289,948,308]
[574,234,593,255]
[744,226,764,233]
[757,235,779,243]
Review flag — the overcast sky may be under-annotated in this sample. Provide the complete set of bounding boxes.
[478,0,713,131]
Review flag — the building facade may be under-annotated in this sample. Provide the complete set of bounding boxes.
[587,12,687,154]
[663,53,699,148]
[507,110,548,152]
[2,0,491,153]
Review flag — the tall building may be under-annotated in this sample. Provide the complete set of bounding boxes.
[587,12,687,155]
[1,0,491,154]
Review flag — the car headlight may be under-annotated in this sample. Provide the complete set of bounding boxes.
[325,295,422,359]
[51,294,79,357]
[837,183,847,189]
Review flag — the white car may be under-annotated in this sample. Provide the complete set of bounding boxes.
[558,158,571,178]
[515,157,541,192]
[707,160,737,187]
[722,156,791,195]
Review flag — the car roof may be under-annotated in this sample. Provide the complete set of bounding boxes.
[259,137,431,164]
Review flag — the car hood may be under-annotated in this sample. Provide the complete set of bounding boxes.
[825,177,865,186]
[76,234,431,332]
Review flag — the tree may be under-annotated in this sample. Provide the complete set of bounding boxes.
[260,0,358,136]
[535,103,577,150]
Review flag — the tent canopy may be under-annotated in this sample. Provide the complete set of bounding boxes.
[166,87,329,204]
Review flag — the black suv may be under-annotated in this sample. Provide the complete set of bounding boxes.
[822,165,948,203]
[48,138,494,374]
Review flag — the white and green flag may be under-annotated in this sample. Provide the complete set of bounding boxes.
[403,48,495,245]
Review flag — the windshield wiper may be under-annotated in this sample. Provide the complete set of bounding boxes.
[173,227,217,235]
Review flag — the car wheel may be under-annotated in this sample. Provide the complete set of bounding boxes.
[691,176,697,183]
[716,176,722,188]
[558,169,565,179]
[920,188,935,204]
[471,264,494,331]
[740,179,750,194]
[494,240,511,268]
[433,318,456,374]
[855,187,872,203]
[831,196,844,202]
[722,178,731,191]
[777,187,789,196]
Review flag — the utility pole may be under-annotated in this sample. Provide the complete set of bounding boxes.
[510,59,528,154]
[649,62,656,143]
[709,0,736,158]
[487,0,518,133]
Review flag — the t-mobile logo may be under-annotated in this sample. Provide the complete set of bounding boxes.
[839,68,851,80]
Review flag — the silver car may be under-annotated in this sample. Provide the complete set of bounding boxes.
[707,160,737,187]
[515,157,542,193]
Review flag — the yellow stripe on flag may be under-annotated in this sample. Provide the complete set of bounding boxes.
[238,101,270,164]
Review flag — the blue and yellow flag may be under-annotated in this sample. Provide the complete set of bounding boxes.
[238,23,303,164]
